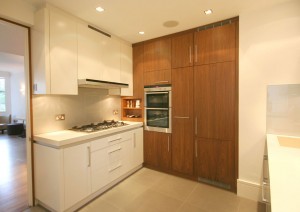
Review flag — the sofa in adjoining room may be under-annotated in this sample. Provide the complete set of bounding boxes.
[0,114,11,134]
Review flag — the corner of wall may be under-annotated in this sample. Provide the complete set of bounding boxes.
[237,179,261,202]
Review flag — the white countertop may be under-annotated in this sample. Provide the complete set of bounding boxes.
[34,121,143,148]
[267,134,300,212]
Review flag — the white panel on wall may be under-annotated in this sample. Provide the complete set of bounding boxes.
[267,84,300,136]
[11,71,26,120]
[238,0,300,201]
[32,88,121,134]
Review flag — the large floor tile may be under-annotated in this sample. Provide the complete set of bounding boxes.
[238,198,266,212]
[79,199,122,212]
[177,202,209,212]
[123,189,183,212]
[150,174,198,201]
[186,183,240,212]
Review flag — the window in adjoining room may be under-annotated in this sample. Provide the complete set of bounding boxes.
[0,78,6,112]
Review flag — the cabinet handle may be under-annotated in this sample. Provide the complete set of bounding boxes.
[154,81,169,84]
[195,140,198,158]
[174,116,189,119]
[108,147,122,154]
[194,45,198,63]
[108,138,121,143]
[189,46,192,63]
[87,146,91,167]
[109,164,122,172]
[195,117,198,135]
[168,136,170,152]
[261,181,269,203]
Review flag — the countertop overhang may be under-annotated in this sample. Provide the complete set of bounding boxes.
[34,121,143,148]
[267,134,300,212]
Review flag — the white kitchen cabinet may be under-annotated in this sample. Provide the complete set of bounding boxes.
[31,6,78,95]
[108,40,133,96]
[132,127,144,168]
[100,35,121,83]
[77,22,102,80]
[34,127,143,211]
[64,143,91,209]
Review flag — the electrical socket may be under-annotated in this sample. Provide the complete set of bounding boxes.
[55,114,65,121]
[113,110,119,115]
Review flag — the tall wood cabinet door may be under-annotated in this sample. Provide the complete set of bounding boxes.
[172,67,194,175]
[158,133,171,170]
[194,62,236,141]
[196,138,235,190]
[133,45,144,98]
[144,130,159,167]
[143,37,171,71]
[64,143,91,210]
[49,8,78,95]
[194,23,236,65]
[171,33,194,68]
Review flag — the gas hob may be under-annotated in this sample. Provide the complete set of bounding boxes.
[70,120,128,133]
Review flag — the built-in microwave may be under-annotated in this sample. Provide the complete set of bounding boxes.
[144,85,171,133]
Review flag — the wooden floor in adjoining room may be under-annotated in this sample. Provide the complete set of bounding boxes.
[0,134,28,212]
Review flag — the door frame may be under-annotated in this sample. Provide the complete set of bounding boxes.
[0,17,34,206]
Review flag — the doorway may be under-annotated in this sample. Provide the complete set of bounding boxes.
[0,19,32,211]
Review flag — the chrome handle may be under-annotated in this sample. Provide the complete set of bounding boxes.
[195,45,198,62]
[109,164,122,172]
[87,146,91,167]
[174,116,189,119]
[108,138,121,143]
[168,136,170,152]
[195,117,198,135]
[261,181,269,203]
[108,147,122,154]
[189,46,192,63]
[195,140,198,158]
[154,81,169,84]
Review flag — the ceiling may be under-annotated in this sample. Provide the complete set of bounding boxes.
[26,0,291,44]
[0,20,26,74]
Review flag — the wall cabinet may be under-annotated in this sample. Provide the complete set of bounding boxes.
[34,127,143,211]
[31,6,78,95]
[171,67,194,176]
[143,69,171,86]
[194,23,236,65]
[171,32,194,68]
[144,131,171,170]
[132,44,144,98]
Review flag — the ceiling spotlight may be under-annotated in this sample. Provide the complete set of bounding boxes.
[139,31,145,35]
[96,7,104,12]
[204,9,213,15]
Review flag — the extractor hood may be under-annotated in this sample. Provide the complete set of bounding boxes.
[78,79,128,89]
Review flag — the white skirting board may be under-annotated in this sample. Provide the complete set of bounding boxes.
[237,179,262,202]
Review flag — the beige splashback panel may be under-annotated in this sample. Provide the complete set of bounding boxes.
[278,136,300,149]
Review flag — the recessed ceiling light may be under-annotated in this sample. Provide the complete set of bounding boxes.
[139,31,145,35]
[96,6,104,12]
[204,9,213,15]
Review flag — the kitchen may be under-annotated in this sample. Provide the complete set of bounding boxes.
[0,0,300,211]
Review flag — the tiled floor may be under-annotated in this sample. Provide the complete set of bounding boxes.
[26,168,265,212]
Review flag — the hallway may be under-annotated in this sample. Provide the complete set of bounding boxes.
[0,134,27,211]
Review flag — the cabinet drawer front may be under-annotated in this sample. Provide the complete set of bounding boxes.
[91,134,124,151]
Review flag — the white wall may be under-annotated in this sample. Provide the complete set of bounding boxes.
[11,71,26,120]
[32,88,121,134]
[238,0,300,201]
[0,0,35,26]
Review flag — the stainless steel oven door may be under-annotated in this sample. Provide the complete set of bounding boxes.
[144,108,172,133]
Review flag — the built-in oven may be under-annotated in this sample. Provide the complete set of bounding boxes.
[144,85,171,133]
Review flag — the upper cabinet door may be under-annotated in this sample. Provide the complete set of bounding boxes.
[194,23,236,65]
[77,23,102,80]
[100,35,121,83]
[171,32,194,68]
[49,8,78,94]
[143,37,171,72]
[120,41,133,96]
[133,45,144,98]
